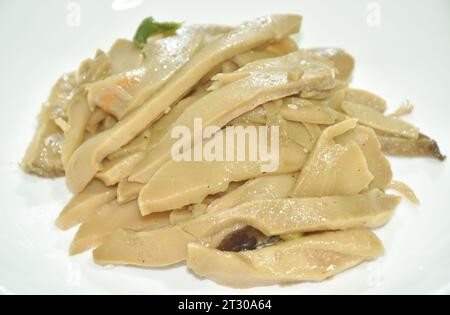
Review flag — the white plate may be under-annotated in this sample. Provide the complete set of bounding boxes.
[0,0,449,295]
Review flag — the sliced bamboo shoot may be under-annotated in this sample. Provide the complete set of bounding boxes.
[308,48,355,82]
[138,136,308,214]
[70,201,170,255]
[65,14,303,193]
[93,190,398,267]
[56,179,117,230]
[208,174,297,212]
[130,50,335,183]
[187,229,383,288]
[291,119,374,197]
[87,27,205,119]
[336,126,392,190]
[341,101,419,139]
[117,180,144,204]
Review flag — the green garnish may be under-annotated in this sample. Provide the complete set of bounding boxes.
[133,17,182,49]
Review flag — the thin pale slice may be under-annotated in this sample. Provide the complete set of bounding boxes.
[336,126,393,190]
[281,103,336,124]
[208,174,297,212]
[291,119,374,197]
[117,180,144,204]
[187,229,383,288]
[233,50,279,68]
[183,189,399,239]
[70,201,170,255]
[130,50,335,183]
[96,151,146,186]
[56,179,117,230]
[308,48,355,82]
[341,101,419,139]
[87,27,205,119]
[93,226,197,267]
[61,92,91,168]
[65,14,303,194]
[107,39,143,74]
[285,121,316,150]
[344,88,387,113]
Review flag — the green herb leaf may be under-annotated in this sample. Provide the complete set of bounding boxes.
[133,17,182,49]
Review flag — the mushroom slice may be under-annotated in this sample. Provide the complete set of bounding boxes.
[138,136,307,214]
[70,200,170,255]
[336,126,393,190]
[291,119,374,197]
[93,190,399,267]
[308,48,355,82]
[56,179,117,230]
[378,133,446,161]
[341,101,419,139]
[130,50,335,183]
[86,27,205,119]
[208,174,297,212]
[187,229,384,288]
[344,88,387,113]
[65,14,303,194]
[117,180,144,204]
[21,73,77,178]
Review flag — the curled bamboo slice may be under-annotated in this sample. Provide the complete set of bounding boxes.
[187,229,383,288]
[336,126,393,190]
[291,119,374,197]
[387,181,420,205]
[70,201,170,255]
[65,14,303,194]
[56,179,117,230]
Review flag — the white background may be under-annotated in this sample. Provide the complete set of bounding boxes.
[0,0,449,294]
